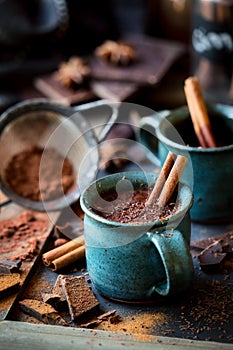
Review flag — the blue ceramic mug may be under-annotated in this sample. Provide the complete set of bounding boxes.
[137,104,233,223]
[80,171,194,302]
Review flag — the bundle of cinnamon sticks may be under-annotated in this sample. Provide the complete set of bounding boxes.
[42,234,85,271]
[184,76,217,148]
[146,151,188,208]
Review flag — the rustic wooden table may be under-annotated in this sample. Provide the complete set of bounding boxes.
[0,145,232,350]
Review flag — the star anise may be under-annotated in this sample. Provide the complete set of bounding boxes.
[55,57,90,88]
[95,40,136,66]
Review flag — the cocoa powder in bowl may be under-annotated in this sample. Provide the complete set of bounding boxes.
[3,146,76,202]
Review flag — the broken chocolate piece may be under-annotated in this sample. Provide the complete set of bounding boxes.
[220,234,233,253]
[0,260,22,274]
[80,310,119,329]
[19,299,67,326]
[60,275,99,321]
[0,273,20,299]
[191,230,233,252]
[90,36,185,85]
[97,310,117,321]
[90,80,138,102]
[41,293,63,308]
[53,274,67,302]
[198,240,227,267]
[34,74,95,105]
[79,319,101,328]
[50,274,68,309]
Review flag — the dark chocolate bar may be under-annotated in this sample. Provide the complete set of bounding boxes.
[60,275,99,321]
[0,260,22,274]
[19,299,67,326]
[0,273,20,299]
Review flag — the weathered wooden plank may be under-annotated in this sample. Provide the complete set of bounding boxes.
[0,321,232,350]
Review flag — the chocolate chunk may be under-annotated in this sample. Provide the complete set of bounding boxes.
[0,273,20,299]
[79,319,101,328]
[89,36,185,85]
[191,231,233,252]
[19,299,67,326]
[41,293,63,308]
[90,80,138,102]
[220,234,233,253]
[60,275,99,321]
[80,310,120,329]
[34,74,95,105]
[0,260,22,274]
[97,310,117,321]
[198,240,227,267]
[41,274,71,310]
[52,275,67,302]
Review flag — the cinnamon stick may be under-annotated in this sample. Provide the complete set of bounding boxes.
[184,76,217,148]
[49,245,85,271]
[184,77,207,147]
[157,155,188,208]
[42,234,85,269]
[145,152,177,206]
[146,152,188,208]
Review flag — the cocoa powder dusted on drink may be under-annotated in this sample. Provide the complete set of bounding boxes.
[4,146,76,201]
[93,188,178,224]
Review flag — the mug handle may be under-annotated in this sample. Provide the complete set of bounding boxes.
[137,111,170,167]
[147,229,194,296]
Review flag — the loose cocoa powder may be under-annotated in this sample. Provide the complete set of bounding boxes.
[93,188,178,224]
[96,312,168,336]
[0,211,49,261]
[4,146,76,201]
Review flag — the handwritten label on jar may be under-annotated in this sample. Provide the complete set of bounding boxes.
[192,15,233,65]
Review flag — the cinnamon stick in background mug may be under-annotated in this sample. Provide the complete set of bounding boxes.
[137,102,233,222]
[184,76,217,148]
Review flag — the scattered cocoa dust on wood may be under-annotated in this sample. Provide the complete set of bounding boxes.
[96,312,168,339]
[0,211,49,261]
[179,279,233,341]
[0,268,28,312]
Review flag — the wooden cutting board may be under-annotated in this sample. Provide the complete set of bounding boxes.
[0,197,59,320]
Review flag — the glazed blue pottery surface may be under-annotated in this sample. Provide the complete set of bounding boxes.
[80,171,194,302]
[137,104,233,223]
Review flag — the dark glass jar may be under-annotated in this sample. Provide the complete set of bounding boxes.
[191,0,233,104]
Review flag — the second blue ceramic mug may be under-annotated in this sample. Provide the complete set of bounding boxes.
[80,171,194,302]
[137,104,233,223]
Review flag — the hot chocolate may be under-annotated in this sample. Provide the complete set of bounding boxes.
[93,187,178,224]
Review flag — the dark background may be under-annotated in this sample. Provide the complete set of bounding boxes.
[0,0,191,111]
